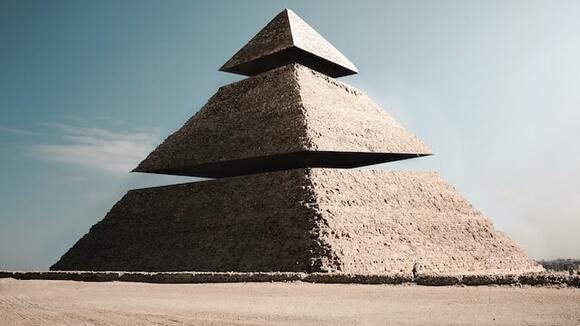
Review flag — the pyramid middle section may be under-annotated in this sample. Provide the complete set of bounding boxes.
[135,64,431,177]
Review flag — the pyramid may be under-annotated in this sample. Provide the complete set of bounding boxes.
[51,169,540,274]
[134,64,431,177]
[220,9,357,77]
[52,9,541,276]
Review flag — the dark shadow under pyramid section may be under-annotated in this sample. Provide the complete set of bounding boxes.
[134,64,431,178]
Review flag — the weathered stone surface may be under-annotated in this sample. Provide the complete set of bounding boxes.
[134,64,431,177]
[568,275,580,287]
[6,271,579,287]
[52,169,541,275]
[52,169,325,272]
[301,273,412,284]
[518,273,570,286]
[462,274,518,286]
[415,275,462,286]
[220,9,357,77]
[308,169,542,275]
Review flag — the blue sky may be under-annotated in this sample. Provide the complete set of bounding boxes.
[1,0,579,270]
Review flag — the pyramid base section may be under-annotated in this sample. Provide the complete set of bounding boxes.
[51,169,542,275]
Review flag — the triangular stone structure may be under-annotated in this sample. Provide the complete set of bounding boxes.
[134,64,430,177]
[51,169,540,274]
[52,9,542,277]
[220,9,358,77]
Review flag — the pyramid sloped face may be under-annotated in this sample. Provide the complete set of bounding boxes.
[134,64,308,177]
[286,9,357,75]
[134,64,431,177]
[309,169,542,275]
[220,9,357,77]
[298,67,431,154]
[51,170,329,272]
[51,169,541,274]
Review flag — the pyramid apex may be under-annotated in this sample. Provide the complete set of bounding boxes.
[281,8,297,15]
[220,9,357,78]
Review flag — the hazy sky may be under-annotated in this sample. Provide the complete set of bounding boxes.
[1,0,579,270]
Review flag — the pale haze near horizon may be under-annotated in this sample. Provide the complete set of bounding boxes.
[0,0,579,270]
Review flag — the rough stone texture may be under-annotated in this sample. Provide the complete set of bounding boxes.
[518,273,572,286]
[415,275,462,286]
[52,169,541,275]
[51,169,327,272]
[0,271,409,285]
[308,169,541,275]
[462,274,518,286]
[5,271,579,287]
[135,64,431,177]
[220,9,357,77]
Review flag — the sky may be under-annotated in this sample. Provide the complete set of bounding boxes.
[1,0,579,270]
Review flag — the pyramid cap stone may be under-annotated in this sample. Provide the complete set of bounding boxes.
[220,9,358,78]
[134,64,431,178]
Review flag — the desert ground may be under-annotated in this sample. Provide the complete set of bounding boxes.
[0,279,579,325]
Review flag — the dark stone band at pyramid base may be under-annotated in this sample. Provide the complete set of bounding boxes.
[137,151,428,178]
[51,168,542,275]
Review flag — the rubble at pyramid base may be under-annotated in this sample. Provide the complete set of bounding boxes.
[51,169,541,275]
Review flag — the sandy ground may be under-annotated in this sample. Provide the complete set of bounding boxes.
[0,279,578,325]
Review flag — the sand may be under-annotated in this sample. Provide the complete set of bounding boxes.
[1,279,578,325]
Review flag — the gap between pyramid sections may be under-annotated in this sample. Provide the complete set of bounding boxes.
[134,9,432,178]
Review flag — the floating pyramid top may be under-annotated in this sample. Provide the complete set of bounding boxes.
[220,9,358,78]
[134,64,430,178]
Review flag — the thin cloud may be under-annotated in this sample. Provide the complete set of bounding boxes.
[29,122,160,174]
[0,126,42,136]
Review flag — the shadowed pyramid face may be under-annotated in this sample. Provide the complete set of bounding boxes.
[134,9,431,178]
[220,9,358,77]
